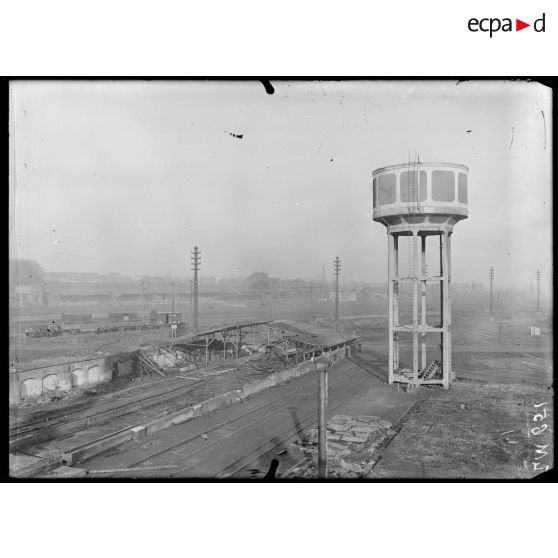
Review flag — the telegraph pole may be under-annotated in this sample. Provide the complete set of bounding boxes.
[191,247,201,333]
[334,257,341,330]
[171,281,175,314]
[318,360,328,478]
[489,267,495,319]
[537,269,541,312]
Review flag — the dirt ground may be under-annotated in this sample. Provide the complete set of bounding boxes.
[373,381,553,479]
[288,379,553,480]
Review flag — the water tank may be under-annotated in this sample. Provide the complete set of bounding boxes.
[372,162,468,229]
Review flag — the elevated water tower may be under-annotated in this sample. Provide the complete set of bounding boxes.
[371,161,469,389]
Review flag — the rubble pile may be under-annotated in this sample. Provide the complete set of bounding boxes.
[289,414,397,478]
[244,348,289,374]
[13,385,103,409]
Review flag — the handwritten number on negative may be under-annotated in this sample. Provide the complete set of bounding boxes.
[531,424,548,436]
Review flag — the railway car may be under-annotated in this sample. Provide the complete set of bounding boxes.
[25,323,62,338]
[95,319,163,333]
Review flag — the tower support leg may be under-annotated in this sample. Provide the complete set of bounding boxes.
[421,234,427,372]
[442,231,450,389]
[412,232,419,387]
[388,232,395,384]
[447,232,453,382]
[393,235,399,372]
[385,225,453,390]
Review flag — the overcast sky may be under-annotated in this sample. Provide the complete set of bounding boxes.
[9,80,552,289]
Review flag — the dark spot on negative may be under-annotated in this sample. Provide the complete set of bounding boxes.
[225,130,243,139]
[260,80,274,94]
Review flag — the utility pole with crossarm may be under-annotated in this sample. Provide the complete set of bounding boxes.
[191,247,201,333]
[334,257,341,330]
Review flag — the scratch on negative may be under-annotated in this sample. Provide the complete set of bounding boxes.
[509,126,514,151]
[454,423,501,449]
[541,111,547,149]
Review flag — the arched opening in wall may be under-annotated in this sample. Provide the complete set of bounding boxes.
[87,366,101,385]
[42,374,58,392]
[21,378,42,399]
[72,369,86,387]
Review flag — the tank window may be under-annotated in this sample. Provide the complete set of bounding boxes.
[432,170,455,202]
[378,173,396,205]
[458,173,467,203]
[400,171,418,203]
[373,178,377,208]
[419,170,427,201]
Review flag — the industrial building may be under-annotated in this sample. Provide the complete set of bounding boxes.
[172,320,358,367]
[149,311,183,325]
[327,290,357,303]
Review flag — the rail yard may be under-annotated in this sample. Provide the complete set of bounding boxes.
[9,292,553,479]
[8,81,553,481]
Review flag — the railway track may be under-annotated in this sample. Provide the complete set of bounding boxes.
[9,377,205,450]
[88,356,386,478]
[216,394,353,478]
[114,378,324,472]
